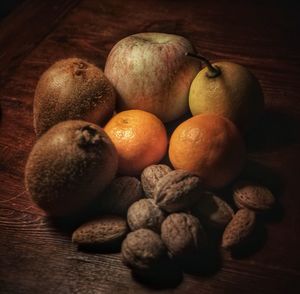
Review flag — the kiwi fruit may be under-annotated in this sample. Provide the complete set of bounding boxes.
[25,120,118,217]
[34,58,116,137]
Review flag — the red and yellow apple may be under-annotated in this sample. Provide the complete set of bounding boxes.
[104,32,200,122]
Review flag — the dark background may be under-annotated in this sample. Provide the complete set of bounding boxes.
[0,0,300,293]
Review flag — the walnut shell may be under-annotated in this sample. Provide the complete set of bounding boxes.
[121,228,166,270]
[233,181,275,212]
[141,164,172,198]
[161,213,207,257]
[127,199,166,233]
[153,170,203,212]
[192,192,234,229]
[100,176,143,216]
[72,215,128,248]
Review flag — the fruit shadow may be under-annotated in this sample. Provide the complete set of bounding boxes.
[165,111,193,138]
[132,258,183,289]
[161,112,193,167]
[246,109,300,151]
[47,198,105,237]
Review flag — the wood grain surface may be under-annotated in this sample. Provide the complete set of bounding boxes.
[0,0,300,293]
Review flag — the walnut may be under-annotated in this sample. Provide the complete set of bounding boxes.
[127,199,166,233]
[141,164,172,198]
[153,170,203,212]
[100,176,143,216]
[161,213,207,257]
[121,228,166,270]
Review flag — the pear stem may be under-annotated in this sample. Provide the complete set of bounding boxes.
[185,52,221,78]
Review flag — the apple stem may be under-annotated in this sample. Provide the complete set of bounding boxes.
[185,52,221,78]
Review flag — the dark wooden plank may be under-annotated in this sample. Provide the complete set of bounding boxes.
[1,207,299,294]
[0,0,300,293]
[0,0,81,87]
[0,0,25,20]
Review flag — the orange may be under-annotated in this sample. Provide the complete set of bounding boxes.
[104,110,168,176]
[169,114,246,188]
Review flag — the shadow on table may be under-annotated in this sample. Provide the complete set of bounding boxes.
[230,220,268,259]
[237,159,285,223]
[47,199,103,236]
[240,159,283,195]
[132,246,223,289]
[246,109,300,151]
[217,157,285,226]
[132,258,183,289]
[240,108,296,224]
[176,245,222,277]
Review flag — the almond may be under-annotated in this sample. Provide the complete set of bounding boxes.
[233,181,275,212]
[192,192,234,229]
[72,215,128,248]
[222,209,255,249]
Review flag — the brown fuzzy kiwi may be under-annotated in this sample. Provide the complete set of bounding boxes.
[34,58,116,137]
[25,120,118,217]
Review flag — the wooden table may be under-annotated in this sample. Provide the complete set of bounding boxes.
[0,0,299,293]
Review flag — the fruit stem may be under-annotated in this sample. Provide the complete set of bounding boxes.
[76,126,102,148]
[185,52,221,78]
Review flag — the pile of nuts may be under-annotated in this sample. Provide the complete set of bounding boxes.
[72,164,275,277]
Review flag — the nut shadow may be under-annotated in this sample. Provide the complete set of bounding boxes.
[230,220,268,259]
[257,201,284,223]
[77,241,123,254]
[176,244,222,276]
[132,258,183,289]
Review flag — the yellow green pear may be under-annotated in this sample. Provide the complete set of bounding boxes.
[187,53,264,131]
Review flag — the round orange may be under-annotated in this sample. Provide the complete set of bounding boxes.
[104,110,168,176]
[169,114,246,188]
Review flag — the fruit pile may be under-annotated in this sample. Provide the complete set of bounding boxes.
[24,32,275,283]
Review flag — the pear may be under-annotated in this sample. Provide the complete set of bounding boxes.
[25,120,118,217]
[187,53,264,132]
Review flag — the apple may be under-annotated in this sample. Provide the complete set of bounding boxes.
[104,33,200,122]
